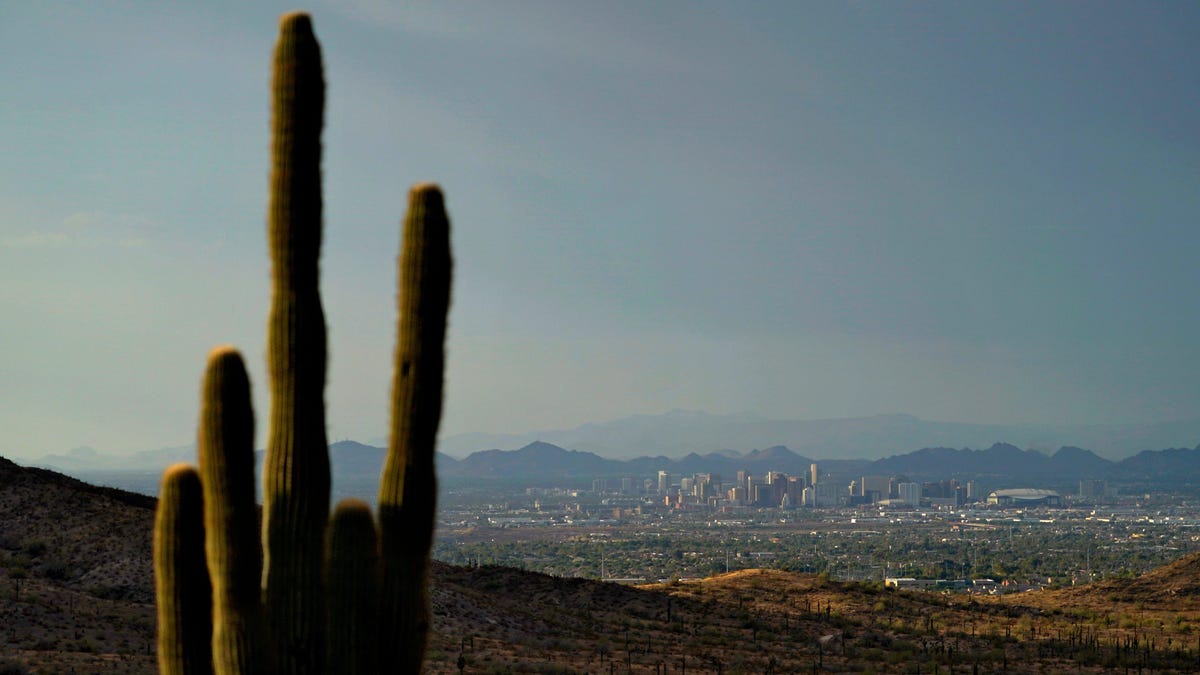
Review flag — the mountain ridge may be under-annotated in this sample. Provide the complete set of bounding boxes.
[436,410,1200,461]
[24,437,1200,494]
[23,411,1200,474]
[433,439,1200,489]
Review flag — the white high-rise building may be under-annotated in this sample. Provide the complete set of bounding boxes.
[680,476,694,496]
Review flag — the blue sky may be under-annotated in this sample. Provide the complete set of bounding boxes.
[2,2,1198,458]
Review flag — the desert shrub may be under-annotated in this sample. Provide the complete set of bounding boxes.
[859,580,882,595]
[859,630,894,649]
[19,539,46,557]
[726,658,753,674]
[0,659,29,675]
[37,558,69,580]
[74,638,96,653]
[86,584,134,601]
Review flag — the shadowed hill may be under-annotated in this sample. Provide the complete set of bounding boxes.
[8,453,1200,673]
[0,456,160,673]
[0,456,155,602]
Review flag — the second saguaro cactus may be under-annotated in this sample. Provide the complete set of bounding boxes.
[379,183,452,672]
[197,347,261,673]
[153,11,453,675]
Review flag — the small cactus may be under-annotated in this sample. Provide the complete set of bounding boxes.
[197,347,262,673]
[326,499,380,674]
[154,464,212,675]
[153,11,452,675]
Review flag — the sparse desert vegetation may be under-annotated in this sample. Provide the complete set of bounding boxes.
[7,452,1200,673]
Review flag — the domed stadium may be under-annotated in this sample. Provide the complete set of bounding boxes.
[986,488,1062,507]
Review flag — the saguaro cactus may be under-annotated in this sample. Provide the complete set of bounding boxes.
[262,12,330,674]
[153,10,453,675]
[154,464,212,675]
[325,499,381,674]
[197,347,262,673]
[380,183,452,672]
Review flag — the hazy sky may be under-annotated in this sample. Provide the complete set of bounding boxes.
[2,2,1198,458]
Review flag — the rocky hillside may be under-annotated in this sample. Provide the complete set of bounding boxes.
[0,456,158,673]
[1062,549,1200,603]
[0,457,155,602]
[5,455,1200,673]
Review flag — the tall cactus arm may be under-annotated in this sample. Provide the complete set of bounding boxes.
[262,11,331,674]
[379,183,453,672]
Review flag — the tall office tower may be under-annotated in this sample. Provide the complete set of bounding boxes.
[810,463,819,486]
[752,483,769,506]
[657,470,671,495]
[814,481,844,508]
[861,475,891,502]
[1079,479,1107,498]
[898,482,922,507]
[746,476,764,505]
[787,476,801,506]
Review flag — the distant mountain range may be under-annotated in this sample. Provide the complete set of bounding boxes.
[17,436,1200,500]
[33,443,196,473]
[277,439,1200,492]
[23,411,1200,494]
[437,410,1200,461]
[428,439,1200,490]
